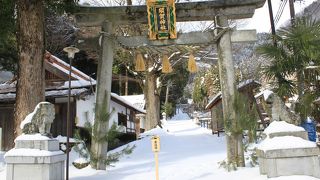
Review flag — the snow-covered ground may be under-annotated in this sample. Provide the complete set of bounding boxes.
[0,110,319,179]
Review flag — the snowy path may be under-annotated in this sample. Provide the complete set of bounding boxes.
[69,113,319,180]
[70,118,230,180]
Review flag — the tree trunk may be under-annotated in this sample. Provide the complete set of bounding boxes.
[165,82,170,105]
[119,74,122,95]
[125,68,128,95]
[216,16,245,167]
[145,71,160,130]
[14,0,45,139]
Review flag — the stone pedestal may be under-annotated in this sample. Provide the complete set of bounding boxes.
[257,121,320,178]
[257,146,320,178]
[5,134,65,180]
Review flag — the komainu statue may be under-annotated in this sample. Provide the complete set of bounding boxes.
[265,93,301,126]
[20,102,55,136]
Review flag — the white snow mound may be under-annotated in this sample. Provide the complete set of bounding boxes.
[263,121,305,135]
[258,136,317,151]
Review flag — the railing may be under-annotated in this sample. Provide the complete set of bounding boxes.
[199,117,211,129]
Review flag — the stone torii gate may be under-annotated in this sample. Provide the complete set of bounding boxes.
[75,0,265,170]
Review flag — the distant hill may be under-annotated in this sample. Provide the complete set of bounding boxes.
[300,0,320,19]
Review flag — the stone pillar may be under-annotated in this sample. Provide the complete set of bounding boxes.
[91,21,114,170]
[216,15,244,166]
[5,135,65,180]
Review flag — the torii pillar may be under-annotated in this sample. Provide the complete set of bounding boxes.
[216,16,244,166]
[92,21,114,169]
[74,0,266,170]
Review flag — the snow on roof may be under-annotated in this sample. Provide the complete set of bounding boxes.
[258,136,317,151]
[0,52,95,102]
[254,89,273,101]
[47,54,96,88]
[120,94,145,110]
[111,93,146,114]
[263,121,305,136]
[0,83,15,94]
[205,92,222,110]
[0,88,89,102]
[205,79,261,110]
[237,79,261,90]
[0,93,15,102]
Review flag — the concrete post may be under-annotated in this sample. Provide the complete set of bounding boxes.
[216,16,244,167]
[91,21,114,170]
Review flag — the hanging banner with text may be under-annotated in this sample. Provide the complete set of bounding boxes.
[147,0,177,40]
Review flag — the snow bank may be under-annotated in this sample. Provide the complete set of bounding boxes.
[55,135,78,143]
[15,134,51,141]
[4,148,63,157]
[258,136,317,151]
[73,157,89,164]
[140,126,168,138]
[263,121,305,135]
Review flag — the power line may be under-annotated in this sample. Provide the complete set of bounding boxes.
[274,0,288,26]
[273,0,286,25]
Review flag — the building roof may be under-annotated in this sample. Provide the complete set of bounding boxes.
[254,89,273,101]
[0,88,89,103]
[111,93,146,114]
[205,79,261,110]
[0,52,95,102]
[120,94,145,110]
[45,52,96,88]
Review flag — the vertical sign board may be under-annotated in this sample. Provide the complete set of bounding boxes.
[151,136,160,152]
[147,0,177,40]
[151,136,160,180]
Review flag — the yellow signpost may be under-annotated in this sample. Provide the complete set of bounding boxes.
[151,136,160,180]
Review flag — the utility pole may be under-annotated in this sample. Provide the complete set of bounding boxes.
[267,0,277,46]
[267,0,276,37]
[289,0,295,25]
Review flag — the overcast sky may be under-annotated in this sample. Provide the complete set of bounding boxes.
[243,0,317,32]
[79,0,317,33]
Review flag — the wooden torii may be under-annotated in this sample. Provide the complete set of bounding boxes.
[75,0,266,169]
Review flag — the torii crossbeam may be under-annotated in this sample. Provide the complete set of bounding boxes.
[76,0,265,26]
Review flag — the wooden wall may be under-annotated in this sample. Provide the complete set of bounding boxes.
[0,102,76,151]
[51,102,76,137]
[0,104,14,151]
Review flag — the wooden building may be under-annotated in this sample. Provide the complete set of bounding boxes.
[0,52,145,151]
[205,79,266,135]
